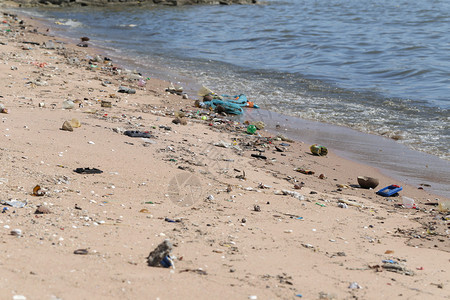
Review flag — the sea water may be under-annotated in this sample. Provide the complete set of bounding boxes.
[14,0,449,195]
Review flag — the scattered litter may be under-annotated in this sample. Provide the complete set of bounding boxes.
[32,185,45,196]
[124,130,154,138]
[338,203,348,209]
[348,282,362,289]
[338,199,363,208]
[247,125,257,134]
[274,190,305,200]
[101,100,112,108]
[10,229,22,237]
[147,239,174,268]
[74,249,89,255]
[74,167,103,174]
[61,121,73,132]
[165,218,180,223]
[377,185,402,197]
[310,144,328,156]
[295,168,315,175]
[3,199,27,208]
[118,86,136,94]
[251,153,267,159]
[402,196,416,209]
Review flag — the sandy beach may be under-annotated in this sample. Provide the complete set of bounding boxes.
[0,10,449,300]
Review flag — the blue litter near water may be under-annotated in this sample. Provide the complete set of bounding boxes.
[295,294,302,298]
[296,217,304,220]
[201,99,243,115]
[377,185,402,197]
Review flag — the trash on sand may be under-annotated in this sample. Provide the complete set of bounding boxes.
[0,103,8,114]
[118,86,136,94]
[222,94,259,109]
[438,200,450,212]
[348,282,362,289]
[10,229,22,237]
[251,153,267,159]
[70,118,81,128]
[165,217,180,223]
[101,100,112,108]
[3,199,27,208]
[295,168,315,175]
[293,182,304,189]
[277,134,294,142]
[74,249,89,255]
[199,98,243,115]
[402,196,416,209]
[246,125,257,134]
[124,130,154,138]
[32,185,45,196]
[338,202,348,209]
[166,83,183,95]
[61,121,73,132]
[274,189,305,200]
[74,167,103,174]
[310,144,328,156]
[357,176,379,189]
[338,199,363,208]
[380,261,415,276]
[377,185,402,197]
[147,239,174,268]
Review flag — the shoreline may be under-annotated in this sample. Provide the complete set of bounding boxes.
[22,7,450,198]
[1,9,449,300]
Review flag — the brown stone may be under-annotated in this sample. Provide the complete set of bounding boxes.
[357,176,379,189]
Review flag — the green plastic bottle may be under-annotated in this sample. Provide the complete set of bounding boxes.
[246,125,257,134]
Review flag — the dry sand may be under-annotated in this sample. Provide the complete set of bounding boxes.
[0,11,449,300]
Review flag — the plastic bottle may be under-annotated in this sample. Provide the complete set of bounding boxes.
[246,125,257,134]
[402,196,415,209]
[137,79,146,87]
[438,200,450,212]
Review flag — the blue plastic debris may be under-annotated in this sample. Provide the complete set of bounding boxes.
[160,255,173,268]
[382,259,397,264]
[377,185,402,197]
